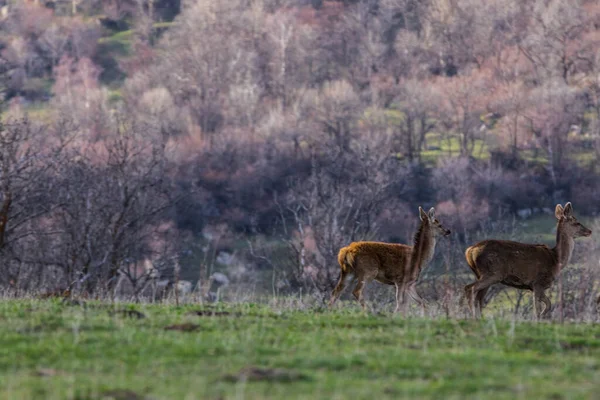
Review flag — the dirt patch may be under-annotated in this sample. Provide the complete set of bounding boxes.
[164,323,200,332]
[186,310,238,317]
[384,387,401,395]
[109,310,147,319]
[101,389,145,400]
[62,298,86,307]
[223,367,309,383]
[17,325,44,334]
[515,338,536,347]
[38,289,71,299]
[559,340,591,351]
[34,368,65,377]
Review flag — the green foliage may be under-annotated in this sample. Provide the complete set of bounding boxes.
[1,300,599,399]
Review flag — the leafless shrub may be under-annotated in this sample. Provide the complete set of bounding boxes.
[248,130,408,301]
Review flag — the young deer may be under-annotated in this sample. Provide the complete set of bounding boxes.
[329,207,451,312]
[464,202,592,319]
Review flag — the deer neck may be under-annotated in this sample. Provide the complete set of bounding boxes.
[408,222,435,281]
[553,222,574,271]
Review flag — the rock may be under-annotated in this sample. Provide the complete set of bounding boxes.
[175,280,193,295]
[210,272,229,287]
[517,208,532,219]
[216,251,235,266]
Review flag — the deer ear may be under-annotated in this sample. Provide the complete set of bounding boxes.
[428,207,435,219]
[555,204,564,219]
[419,206,428,221]
[563,202,573,217]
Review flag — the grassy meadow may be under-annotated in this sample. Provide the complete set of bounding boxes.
[0,300,599,399]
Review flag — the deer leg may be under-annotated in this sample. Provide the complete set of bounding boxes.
[406,284,428,314]
[467,276,501,319]
[464,282,476,317]
[533,287,552,320]
[352,270,377,311]
[329,269,350,308]
[400,281,412,314]
[540,294,552,319]
[474,287,490,318]
[394,282,403,313]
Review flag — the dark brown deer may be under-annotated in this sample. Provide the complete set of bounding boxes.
[464,202,592,319]
[329,206,451,312]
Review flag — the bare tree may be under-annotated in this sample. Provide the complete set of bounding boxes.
[250,129,408,297]
[520,0,590,84]
[38,22,70,67]
[522,79,584,185]
[0,115,69,291]
[392,79,440,161]
[20,111,182,295]
[436,72,491,157]
[140,0,264,138]
[303,80,361,152]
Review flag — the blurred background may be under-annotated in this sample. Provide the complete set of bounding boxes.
[0,0,599,317]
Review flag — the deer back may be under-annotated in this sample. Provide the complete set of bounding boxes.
[468,240,557,286]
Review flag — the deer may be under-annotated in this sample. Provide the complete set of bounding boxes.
[329,206,451,312]
[464,202,592,319]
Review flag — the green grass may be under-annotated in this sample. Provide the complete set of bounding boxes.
[97,32,132,57]
[1,300,600,399]
[516,215,559,245]
[153,22,176,29]
[514,214,596,245]
[420,133,491,163]
[97,22,175,52]
[107,89,123,105]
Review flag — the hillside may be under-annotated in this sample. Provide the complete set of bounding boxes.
[0,1,600,308]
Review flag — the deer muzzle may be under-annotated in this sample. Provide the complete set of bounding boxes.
[582,228,592,237]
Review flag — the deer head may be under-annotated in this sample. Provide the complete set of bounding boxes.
[555,202,592,238]
[419,206,451,237]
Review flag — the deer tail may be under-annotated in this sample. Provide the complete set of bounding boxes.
[338,246,355,273]
[465,245,481,279]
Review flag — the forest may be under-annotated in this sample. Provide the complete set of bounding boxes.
[1,0,600,317]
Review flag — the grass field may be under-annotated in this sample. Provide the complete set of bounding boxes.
[1,300,600,399]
